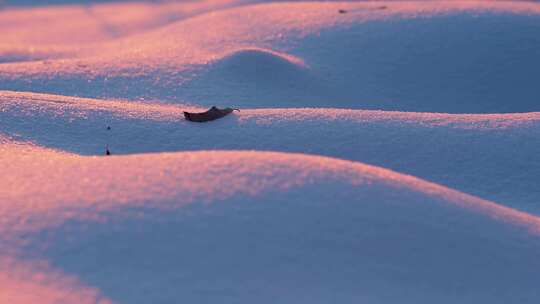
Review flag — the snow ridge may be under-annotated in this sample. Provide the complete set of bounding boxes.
[1,1,540,304]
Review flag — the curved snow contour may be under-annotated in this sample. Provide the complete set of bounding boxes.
[2,1,540,112]
[181,47,315,103]
[1,90,539,213]
[0,257,113,304]
[0,0,261,64]
[0,0,256,46]
[0,150,539,304]
[213,48,308,70]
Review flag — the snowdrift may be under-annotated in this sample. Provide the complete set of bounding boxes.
[1,90,538,213]
[1,150,539,304]
[0,0,253,45]
[2,1,540,112]
[1,1,539,303]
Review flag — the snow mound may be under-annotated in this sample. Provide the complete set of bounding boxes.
[201,48,308,83]
[201,48,307,77]
[0,0,254,45]
[1,150,539,304]
[1,90,539,213]
[181,47,314,104]
[1,2,539,302]
[1,1,540,112]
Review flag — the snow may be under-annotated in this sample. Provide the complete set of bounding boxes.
[2,1,540,112]
[1,1,539,303]
[2,90,539,213]
[2,150,540,304]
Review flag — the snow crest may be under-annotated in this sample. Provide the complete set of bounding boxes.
[1,1,540,303]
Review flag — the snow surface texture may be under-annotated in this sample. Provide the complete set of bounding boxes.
[2,1,540,112]
[1,91,539,213]
[1,1,540,303]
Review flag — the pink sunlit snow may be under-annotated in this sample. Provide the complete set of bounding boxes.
[1,1,539,303]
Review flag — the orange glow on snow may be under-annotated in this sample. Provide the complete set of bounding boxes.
[0,257,112,304]
[1,1,540,303]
